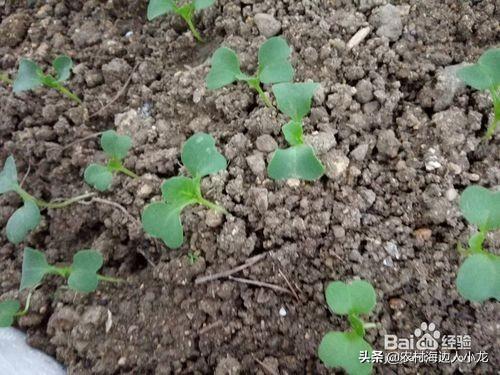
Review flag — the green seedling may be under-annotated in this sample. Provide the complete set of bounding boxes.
[456,185,500,302]
[318,280,377,375]
[206,37,294,107]
[0,72,12,85]
[142,132,227,249]
[0,156,94,244]
[0,290,34,328]
[267,82,325,180]
[84,130,138,192]
[147,0,214,42]
[20,247,120,293]
[13,55,81,104]
[187,250,200,264]
[457,48,500,139]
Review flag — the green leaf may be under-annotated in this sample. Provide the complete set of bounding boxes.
[13,59,43,93]
[318,331,373,375]
[267,144,324,181]
[0,300,20,327]
[181,133,227,178]
[100,130,132,160]
[457,64,492,91]
[147,0,175,20]
[206,47,242,90]
[459,185,500,232]
[0,155,19,194]
[84,164,113,192]
[161,176,199,204]
[272,82,319,122]
[68,250,103,293]
[282,120,303,146]
[325,280,376,316]
[478,48,500,86]
[348,313,366,337]
[194,0,215,10]
[467,232,485,253]
[142,202,186,249]
[20,247,52,291]
[52,55,73,82]
[258,37,294,84]
[6,200,41,245]
[456,253,500,302]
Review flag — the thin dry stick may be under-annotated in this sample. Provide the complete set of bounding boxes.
[198,320,223,335]
[254,356,279,375]
[90,63,139,118]
[19,163,31,188]
[278,269,300,303]
[57,132,102,152]
[194,253,267,284]
[79,197,140,226]
[227,276,293,295]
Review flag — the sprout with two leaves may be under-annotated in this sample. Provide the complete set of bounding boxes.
[142,132,227,249]
[13,55,81,104]
[0,156,94,244]
[206,37,294,107]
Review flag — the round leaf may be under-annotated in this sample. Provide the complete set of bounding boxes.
[206,47,242,90]
[194,0,215,10]
[456,253,500,302]
[325,280,376,316]
[53,55,73,82]
[318,331,373,375]
[100,130,132,160]
[267,145,324,181]
[272,82,319,121]
[84,164,113,192]
[0,300,20,327]
[68,250,103,293]
[0,155,19,194]
[13,59,43,93]
[6,200,41,245]
[181,133,227,178]
[20,247,51,291]
[478,48,500,86]
[142,202,186,249]
[258,37,294,84]
[459,185,500,232]
[147,0,175,20]
[161,176,199,204]
[457,64,492,91]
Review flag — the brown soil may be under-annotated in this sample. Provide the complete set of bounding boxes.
[0,0,499,374]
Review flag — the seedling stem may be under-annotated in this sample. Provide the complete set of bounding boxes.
[248,78,273,108]
[15,187,95,209]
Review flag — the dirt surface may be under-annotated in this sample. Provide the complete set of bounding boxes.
[0,0,499,374]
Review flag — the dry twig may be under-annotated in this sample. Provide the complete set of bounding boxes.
[194,253,267,284]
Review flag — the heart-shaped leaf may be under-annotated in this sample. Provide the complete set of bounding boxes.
[0,300,20,328]
[194,0,215,10]
[68,250,103,293]
[457,48,500,90]
[53,55,73,82]
[6,200,41,245]
[84,164,113,191]
[478,48,500,85]
[161,176,199,204]
[13,59,43,93]
[325,280,376,316]
[456,253,500,302]
[181,133,227,178]
[142,202,186,249]
[272,82,319,122]
[258,37,294,84]
[318,331,373,375]
[206,47,243,90]
[0,155,19,194]
[267,144,324,181]
[147,0,175,20]
[20,247,52,291]
[282,121,303,146]
[100,130,132,160]
[460,185,500,232]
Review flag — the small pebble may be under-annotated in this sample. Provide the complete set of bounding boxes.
[279,307,287,317]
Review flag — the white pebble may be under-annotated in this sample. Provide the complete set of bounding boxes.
[279,307,287,317]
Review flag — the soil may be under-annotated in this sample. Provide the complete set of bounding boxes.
[0,0,499,374]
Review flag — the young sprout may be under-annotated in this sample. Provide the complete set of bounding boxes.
[13,55,81,104]
[206,37,294,107]
[20,247,120,293]
[457,48,500,140]
[0,72,12,85]
[267,82,325,180]
[456,185,500,302]
[0,156,94,244]
[0,290,34,328]
[318,280,377,375]
[142,132,227,249]
[84,130,138,192]
[147,0,214,42]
